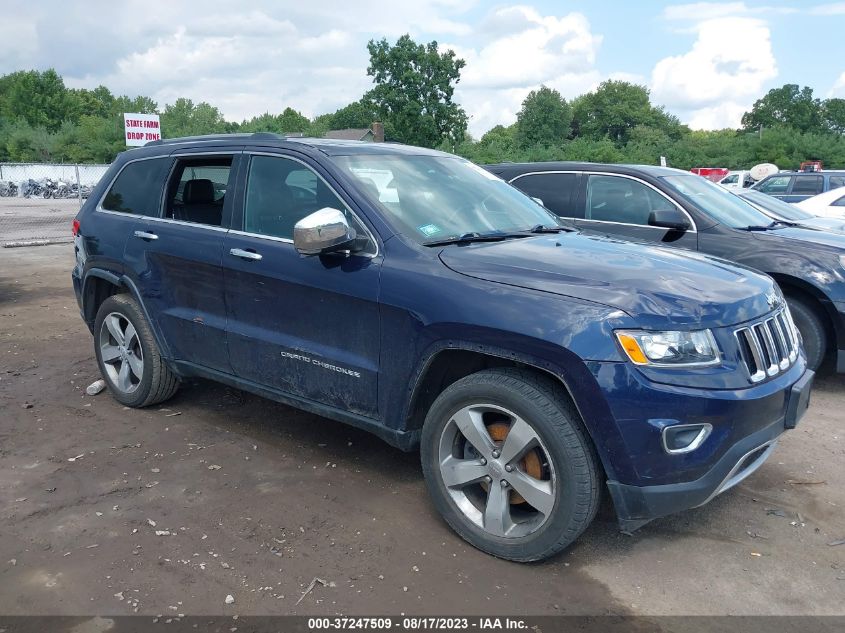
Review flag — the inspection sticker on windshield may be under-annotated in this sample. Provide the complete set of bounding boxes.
[418,223,442,237]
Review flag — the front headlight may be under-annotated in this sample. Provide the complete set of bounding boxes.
[615,329,721,367]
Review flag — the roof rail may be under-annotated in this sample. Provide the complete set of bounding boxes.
[144,132,286,147]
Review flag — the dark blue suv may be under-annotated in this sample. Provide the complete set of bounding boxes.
[72,134,813,561]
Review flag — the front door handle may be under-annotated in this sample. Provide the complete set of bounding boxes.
[230,248,262,261]
[133,230,158,240]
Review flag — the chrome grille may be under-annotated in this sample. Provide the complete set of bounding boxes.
[734,308,799,383]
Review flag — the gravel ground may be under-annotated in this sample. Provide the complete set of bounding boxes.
[1,245,843,618]
[0,198,80,246]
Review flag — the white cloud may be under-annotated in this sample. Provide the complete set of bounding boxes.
[831,72,845,97]
[811,2,845,15]
[663,2,749,21]
[662,2,796,21]
[651,17,778,129]
[446,6,603,136]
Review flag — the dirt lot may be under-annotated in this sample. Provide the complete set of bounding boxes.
[1,245,843,617]
[0,197,79,246]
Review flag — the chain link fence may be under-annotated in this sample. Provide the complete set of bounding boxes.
[0,163,108,247]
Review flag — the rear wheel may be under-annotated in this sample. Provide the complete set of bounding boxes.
[786,297,827,372]
[94,294,179,407]
[420,368,600,562]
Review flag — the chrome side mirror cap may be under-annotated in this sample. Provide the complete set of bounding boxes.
[293,207,357,255]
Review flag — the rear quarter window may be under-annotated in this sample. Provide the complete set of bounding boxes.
[511,173,582,218]
[102,158,168,216]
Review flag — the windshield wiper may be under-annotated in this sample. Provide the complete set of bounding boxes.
[423,231,534,247]
[742,221,790,231]
[524,224,574,233]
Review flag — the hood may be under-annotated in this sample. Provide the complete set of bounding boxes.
[439,233,777,328]
[799,218,845,234]
[764,226,845,250]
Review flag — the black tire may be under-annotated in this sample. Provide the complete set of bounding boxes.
[93,293,179,407]
[420,368,601,562]
[786,297,827,372]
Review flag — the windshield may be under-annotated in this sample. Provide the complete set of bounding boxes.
[331,154,563,244]
[738,190,814,221]
[662,174,774,228]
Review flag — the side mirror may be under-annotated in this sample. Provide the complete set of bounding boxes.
[294,207,357,256]
[648,208,690,231]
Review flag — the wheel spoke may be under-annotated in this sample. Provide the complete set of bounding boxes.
[452,407,496,457]
[105,315,125,345]
[127,353,144,380]
[123,322,138,349]
[483,481,512,537]
[440,455,488,488]
[508,470,555,516]
[498,416,540,466]
[100,344,121,363]
[117,360,132,391]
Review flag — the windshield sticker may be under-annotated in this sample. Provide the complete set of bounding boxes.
[418,223,442,237]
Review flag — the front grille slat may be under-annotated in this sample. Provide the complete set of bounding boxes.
[734,307,798,383]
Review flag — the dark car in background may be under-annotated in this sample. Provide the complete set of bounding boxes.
[71,135,812,561]
[752,170,845,203]
[487,161,845,373]
[736,188,845,234]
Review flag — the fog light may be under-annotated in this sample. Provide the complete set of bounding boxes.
[662,423,712,454]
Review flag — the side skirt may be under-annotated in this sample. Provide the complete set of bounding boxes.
[171,361,421,452]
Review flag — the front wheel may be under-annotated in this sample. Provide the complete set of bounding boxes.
[420,368,600,562]
[786,297,827,372]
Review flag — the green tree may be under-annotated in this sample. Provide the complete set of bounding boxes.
[366,34,467,147]
[741,84,825,134]
[69,85,116,119]
[571,81,667,145]
[514,86,572,148]
[160,98,226,138]
[0,69,72,131]
[824,98,845,135]
[112,94,158,116]
[307,112,334,138]
[330,99,378,130]
[276,107,310,133]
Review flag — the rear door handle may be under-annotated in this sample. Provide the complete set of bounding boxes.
[229,248,262,261]
[133,230,158,241]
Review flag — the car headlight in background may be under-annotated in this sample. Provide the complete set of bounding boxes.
[615,329,721,367]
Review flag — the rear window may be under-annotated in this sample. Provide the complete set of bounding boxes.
[792,175,823,195]
[101,158,168,216]
[830,176,845,190]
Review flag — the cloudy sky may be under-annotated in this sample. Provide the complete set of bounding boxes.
[2,0,844,137]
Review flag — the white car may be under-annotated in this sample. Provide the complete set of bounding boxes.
[718,170,755,189]
[795,187,845,218]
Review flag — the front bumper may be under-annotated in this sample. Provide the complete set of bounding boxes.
[606,368,814,532]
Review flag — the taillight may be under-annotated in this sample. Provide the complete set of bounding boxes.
[72,218,80,236]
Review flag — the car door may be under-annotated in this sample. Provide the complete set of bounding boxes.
[122,149,241,374]
[94,156,171,275]
[573,173,698,250]
[222,151,382,418]
[755,174,793,201]
[508,171,582,219]
[784,174,824,203]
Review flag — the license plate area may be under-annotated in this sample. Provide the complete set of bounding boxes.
[784,370,814,429]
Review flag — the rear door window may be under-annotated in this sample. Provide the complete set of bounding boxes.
[164,157,233,227]
[510,173,582,218]
[829,176,845,190]
[791,175,823,196]
[101,158,168,216]
[757,175,791,194]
